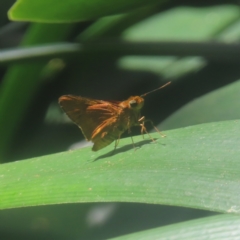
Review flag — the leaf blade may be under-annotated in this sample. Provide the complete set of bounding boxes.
[110,214,240,240]
[0,120,239,213]
[8,0,164,23]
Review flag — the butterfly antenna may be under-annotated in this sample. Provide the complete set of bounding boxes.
[140,81,171,97]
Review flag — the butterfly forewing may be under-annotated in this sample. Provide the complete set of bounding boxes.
[59,95,125,151]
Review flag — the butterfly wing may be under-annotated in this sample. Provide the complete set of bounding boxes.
[59,95,124,151]
[90,117,125,151]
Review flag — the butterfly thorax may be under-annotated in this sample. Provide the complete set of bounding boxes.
[118,96,144,130]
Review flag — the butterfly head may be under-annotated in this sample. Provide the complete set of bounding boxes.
[127,96,144,111]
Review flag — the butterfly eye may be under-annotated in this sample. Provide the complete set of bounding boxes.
[129,100,137,108]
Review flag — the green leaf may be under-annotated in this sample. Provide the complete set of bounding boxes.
[119,5,240,78]
[0,120,239,212]
[0,23,74,160]
[110,214,240,240]
[123,5,240,41]
[8,0,165,23]
[160,80,240,130]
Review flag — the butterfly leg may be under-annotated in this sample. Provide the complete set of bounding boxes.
[144,118,166,138]
[138,116,156,142]
[114,136,121,150]
[138,116,146,139]
[130,135,138,151]
[126,126,137,151]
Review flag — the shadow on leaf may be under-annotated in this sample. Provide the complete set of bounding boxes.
[93,138,159,161]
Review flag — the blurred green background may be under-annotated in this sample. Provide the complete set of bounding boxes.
[1,0,240,239]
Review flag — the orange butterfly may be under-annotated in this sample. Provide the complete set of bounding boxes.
[59,82,170,151]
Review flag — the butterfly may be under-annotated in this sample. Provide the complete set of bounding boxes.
[59,82,170,151]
